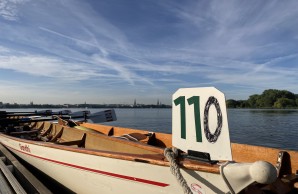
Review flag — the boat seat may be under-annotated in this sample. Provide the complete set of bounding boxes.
[56,127,86,147]
[84,132,159,154]
[29,122,37,129]
[35,122,45,131]
[50,126,64,142]
[114,132,155,144]
[56,133,86,147]
[39,122,53,136]
[40,124,64,142]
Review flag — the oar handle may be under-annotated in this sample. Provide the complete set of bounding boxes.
[0,109,116,126]
[0,110,71,118]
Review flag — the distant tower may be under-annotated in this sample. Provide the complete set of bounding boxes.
[157,99,160,106]
[133,99,137,107]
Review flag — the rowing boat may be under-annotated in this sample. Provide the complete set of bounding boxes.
[0,87,297,194]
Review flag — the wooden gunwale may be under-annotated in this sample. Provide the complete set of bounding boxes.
[231,143,298,174]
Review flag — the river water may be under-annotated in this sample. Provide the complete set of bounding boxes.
[3,108,298,151]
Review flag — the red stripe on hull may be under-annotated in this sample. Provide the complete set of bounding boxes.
[3,143,169,187]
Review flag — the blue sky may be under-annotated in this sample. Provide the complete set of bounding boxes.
[0,0,297,105]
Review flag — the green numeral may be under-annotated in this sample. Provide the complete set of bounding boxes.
[174,96,202,142]
[187,96,202,142]
[174,96,186,139]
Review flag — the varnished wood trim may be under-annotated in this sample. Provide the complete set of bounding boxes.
[231,143,298,174]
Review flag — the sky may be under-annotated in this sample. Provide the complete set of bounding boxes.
[0,0,298,105]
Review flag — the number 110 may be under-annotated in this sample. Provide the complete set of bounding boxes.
[174,95,223,143]
[174,96,202,142]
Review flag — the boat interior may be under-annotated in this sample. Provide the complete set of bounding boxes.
[8,121,166,155]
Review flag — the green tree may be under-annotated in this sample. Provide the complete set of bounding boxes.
[273,98,296,108]
[226,89,298,109]
[279,90,296,100]
[247,94,260,108]
[260,89,280,107]
[226,99,239,108]
[256,89,296,108]
[238,100,248,108]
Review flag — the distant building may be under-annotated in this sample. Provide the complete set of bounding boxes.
[133,99,137,107]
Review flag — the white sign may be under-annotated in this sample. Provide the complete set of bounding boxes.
[172,87,232,161]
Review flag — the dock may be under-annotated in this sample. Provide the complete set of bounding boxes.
[0,144,52,194]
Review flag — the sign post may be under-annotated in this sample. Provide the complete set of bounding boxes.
[172,87,232,161]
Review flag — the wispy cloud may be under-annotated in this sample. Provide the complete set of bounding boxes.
[0,0,297,103]
[0,0,29,21]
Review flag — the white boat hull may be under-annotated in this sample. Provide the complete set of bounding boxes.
[0,134,229,194]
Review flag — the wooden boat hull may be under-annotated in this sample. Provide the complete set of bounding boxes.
[0,133,229,194]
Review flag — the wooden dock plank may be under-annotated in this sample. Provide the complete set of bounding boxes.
[0,144,52,194]
[0,158,26,194]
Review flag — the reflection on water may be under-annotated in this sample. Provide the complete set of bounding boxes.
[228,109,298,151]
[249,109,298,114]
[2,108,298,150]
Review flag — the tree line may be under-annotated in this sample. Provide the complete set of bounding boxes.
[226,89,298,108]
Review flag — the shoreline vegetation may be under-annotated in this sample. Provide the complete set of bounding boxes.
[1,89,297,109]
[227,89,298,109]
